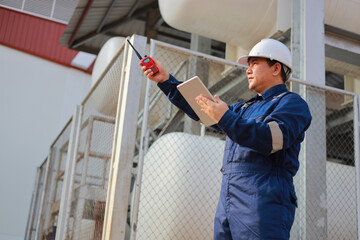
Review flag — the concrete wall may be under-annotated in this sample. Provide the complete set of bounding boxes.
[0,45,91,239]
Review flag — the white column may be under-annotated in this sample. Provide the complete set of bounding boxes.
[102,34,147,240]
[184,34,211,135]
[55,105,83,240]
[292,0,327,239]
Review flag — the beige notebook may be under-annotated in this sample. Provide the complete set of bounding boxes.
[177,76,217,127]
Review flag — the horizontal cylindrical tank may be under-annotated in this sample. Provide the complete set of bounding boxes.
[91,37,124,116]
[137,132,224,239]
[159,0,360,59]
[325,0,360,35]
[159,0,291,57]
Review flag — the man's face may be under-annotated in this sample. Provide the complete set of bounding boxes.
[246,57,275,93]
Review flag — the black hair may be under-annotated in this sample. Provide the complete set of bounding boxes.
[265,59,290,82]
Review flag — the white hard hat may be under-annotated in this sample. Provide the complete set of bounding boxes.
[237,38,293,75]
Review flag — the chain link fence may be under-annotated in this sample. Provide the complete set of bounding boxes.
[133,40,360,240]
[26,37,360,240]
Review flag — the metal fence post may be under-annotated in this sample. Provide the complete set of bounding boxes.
[55,105,83,240]
[33,150,53,240]
[355,95,360,240]
[102,34,147,240]
[24,166,41,240]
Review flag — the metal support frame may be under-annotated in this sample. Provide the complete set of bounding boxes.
[55,105,83,240]
[102,34,147,240]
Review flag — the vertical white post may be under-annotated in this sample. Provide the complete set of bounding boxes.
[354,95,360,240]
[129,38,157,240]
[102,34,147,240]
[292,0,327,239]
[72,117,93,240]
[34,149,54,240]
[24,167,41,240]
[184,34,211,135]
[55,105,82,240]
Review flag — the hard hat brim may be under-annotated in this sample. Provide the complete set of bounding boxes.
[237,55,250,66]
[237,55,271,66]
[237,54,293,75]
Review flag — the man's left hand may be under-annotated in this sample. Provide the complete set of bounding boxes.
[195,94,229,123]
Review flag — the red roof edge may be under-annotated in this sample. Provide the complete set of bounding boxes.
[0,6,94,74]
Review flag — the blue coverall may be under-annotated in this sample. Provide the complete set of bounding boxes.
[157,74,312,240]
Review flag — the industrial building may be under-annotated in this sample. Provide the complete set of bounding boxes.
[1,0,360,239]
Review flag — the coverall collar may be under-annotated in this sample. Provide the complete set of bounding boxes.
[259,84,288,100]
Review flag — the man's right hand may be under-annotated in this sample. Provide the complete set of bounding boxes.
[140,58,170,84]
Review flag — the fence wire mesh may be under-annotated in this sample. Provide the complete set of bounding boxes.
[324,90,356,240]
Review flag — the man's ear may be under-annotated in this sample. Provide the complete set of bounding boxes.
[272,62,282,77]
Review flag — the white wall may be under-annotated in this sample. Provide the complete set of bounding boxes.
[0,45,91,239]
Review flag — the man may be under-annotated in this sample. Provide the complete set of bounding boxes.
[141,39,312,240]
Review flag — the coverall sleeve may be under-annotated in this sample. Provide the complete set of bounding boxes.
[216,93,312,155]
[157,74,200,121]
[157,74,231,131]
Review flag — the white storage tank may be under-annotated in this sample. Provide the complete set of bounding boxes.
[91,37,125,116]
[136,132,225,239]
[159,0,360,61]
[159,0,291,59]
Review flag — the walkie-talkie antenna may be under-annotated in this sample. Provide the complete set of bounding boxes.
[127,39,144,60]
[127,38,160,75]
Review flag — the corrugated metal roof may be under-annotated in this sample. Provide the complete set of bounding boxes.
[60,0,155,53]
[59,0,225,57]
[0,0,79,23]
[0,6,93,73]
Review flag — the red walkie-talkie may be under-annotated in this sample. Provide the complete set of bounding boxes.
[127,39,159,75]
